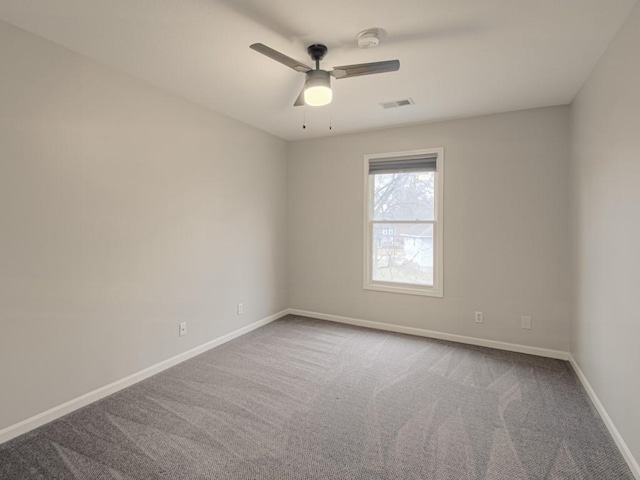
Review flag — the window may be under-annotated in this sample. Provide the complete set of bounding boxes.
[363,148,444,297]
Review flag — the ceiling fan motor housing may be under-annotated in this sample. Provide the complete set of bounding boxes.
[307,44,328,62]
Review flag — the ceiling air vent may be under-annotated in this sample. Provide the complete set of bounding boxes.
[379,98,415,109]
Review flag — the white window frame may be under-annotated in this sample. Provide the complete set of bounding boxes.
[363,148,444,297]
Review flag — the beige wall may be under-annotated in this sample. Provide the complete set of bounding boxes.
[288,106,571,351]
[0,20,288,430]
[570,0,640,465]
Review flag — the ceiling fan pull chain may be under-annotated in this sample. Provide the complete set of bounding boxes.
[329,108,332,130]
[302,107,306,129]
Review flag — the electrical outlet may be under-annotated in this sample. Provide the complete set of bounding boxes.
[475,311,483,323]
[521,315,532,330]
[179,322,187,336]
[237,303,244,315]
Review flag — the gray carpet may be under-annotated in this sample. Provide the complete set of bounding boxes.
[0,315,634,479]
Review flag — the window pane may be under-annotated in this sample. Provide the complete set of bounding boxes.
[372,223,434,286]
[373,172,435,221]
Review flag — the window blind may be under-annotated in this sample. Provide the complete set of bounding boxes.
[368,153,437,174]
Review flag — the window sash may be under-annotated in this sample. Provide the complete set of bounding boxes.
[368,220,438,288]
[368,171,438,222]
[370,220,435,225]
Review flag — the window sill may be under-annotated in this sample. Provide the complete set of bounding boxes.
[364,282,443,298]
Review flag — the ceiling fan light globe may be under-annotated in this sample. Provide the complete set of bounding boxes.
[304,85,332,106]
[304,70,332,106]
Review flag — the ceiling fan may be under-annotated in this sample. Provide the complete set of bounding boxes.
[250,43,400,107]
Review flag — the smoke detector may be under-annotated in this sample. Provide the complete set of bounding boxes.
[357,29,382,48]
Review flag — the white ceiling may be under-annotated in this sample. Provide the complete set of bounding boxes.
[0,0,635,140]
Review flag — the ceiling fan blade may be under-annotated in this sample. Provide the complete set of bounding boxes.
[250,43,312,73]
[331,60,400,79]
[293,86,305,107]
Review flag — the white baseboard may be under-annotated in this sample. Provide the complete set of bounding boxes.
[569,355,640,480]
[0,309,288,445]
[288,308,569,360]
